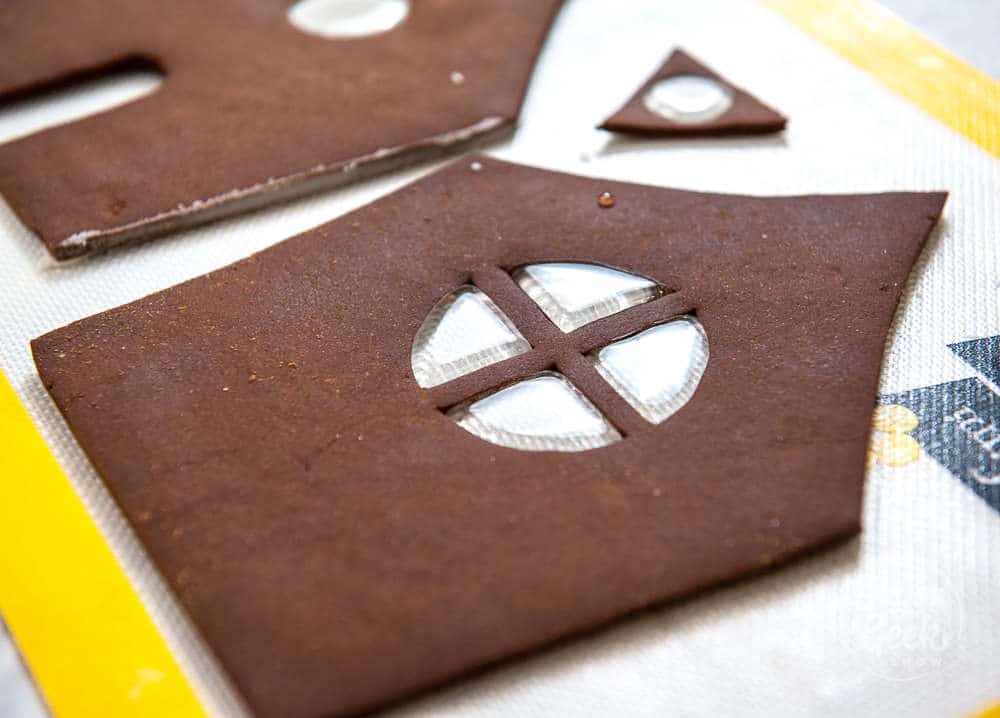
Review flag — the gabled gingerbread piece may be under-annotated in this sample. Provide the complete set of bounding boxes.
[600,49,787,137]
[0,1,563,259]
[32,158,945,718]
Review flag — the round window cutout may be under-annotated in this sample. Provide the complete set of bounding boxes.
[288,0,410,39]
[412,262,709,452]
[643,75,733,124]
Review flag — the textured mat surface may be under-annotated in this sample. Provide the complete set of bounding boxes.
[1,1,998,716]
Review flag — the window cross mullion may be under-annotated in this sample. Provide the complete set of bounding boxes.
[470,266,564,348]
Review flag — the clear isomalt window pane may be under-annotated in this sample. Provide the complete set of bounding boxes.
[513,262,663,333]
[448,372,621,452]
[411,286,530,388]
[592,316,708,424]
[288,0,409,39]
[643,75,733,124]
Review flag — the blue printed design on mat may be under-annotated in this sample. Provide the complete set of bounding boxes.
[882,376,1000,515]
[948,335,1000,385]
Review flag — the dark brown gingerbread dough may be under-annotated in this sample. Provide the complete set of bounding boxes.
[32,158,945,717]
[0,0,563,259]
[600,49,787,136]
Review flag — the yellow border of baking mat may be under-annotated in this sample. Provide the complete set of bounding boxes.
[760,0,1000,158]
[1,1,999,716]
[0,372,205,717]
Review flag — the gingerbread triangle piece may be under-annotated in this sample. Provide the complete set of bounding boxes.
[599,49,787,136]
[32,158,944,718]
[0,1,563,260]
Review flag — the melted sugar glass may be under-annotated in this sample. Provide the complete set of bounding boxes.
[642,75,733,124]
[288,0,409,38]
[592,317,709,424]
[513,262,663,333]
[448,372,621,452]
[411,286,530,389]
[412,263,708,452]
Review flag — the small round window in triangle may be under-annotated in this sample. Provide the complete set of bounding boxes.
[643,75,733,124]
[288,0,410,39]
[412,262,709,452]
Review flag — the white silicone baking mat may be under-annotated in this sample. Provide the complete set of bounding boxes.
[1,1,997,716]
